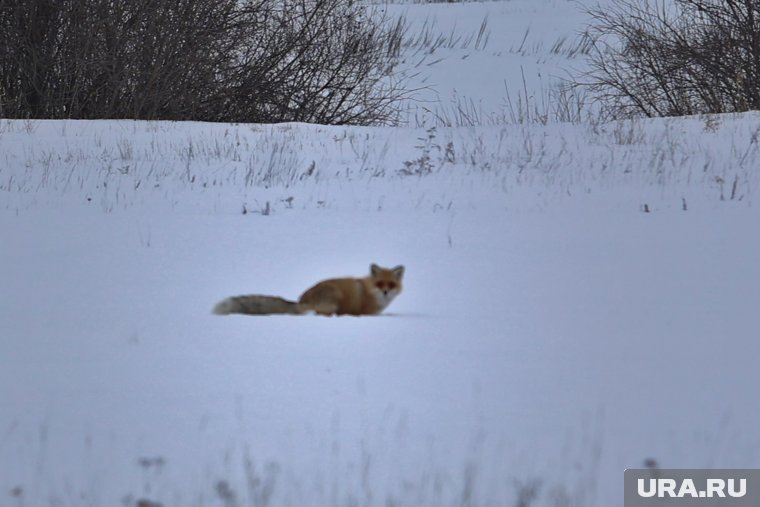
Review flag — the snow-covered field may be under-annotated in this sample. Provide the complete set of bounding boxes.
[2,1,760,506]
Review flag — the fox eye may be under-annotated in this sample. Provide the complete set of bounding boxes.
[387,282,397,290]
[377,282,397,291]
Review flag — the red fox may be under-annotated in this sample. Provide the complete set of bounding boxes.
[213,264,404,316]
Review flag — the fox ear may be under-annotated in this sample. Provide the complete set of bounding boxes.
[370,263,380,277]
[392,265,405,280]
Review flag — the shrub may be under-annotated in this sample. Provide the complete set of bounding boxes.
[583,0,760,119]
[0,0,405,125]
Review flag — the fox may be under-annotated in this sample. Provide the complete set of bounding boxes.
[213,264,404,316]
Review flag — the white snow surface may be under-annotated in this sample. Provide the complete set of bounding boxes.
[2,1,760,506]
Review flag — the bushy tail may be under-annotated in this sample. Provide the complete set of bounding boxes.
[212,295,302,316]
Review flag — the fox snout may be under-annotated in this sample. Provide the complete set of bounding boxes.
[375,280,399,296]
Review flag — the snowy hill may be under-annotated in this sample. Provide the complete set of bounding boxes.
[2,1,760,506]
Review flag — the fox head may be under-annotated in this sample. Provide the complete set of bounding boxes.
[368,263,404,310]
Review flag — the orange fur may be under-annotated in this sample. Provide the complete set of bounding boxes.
[213,264,404,317]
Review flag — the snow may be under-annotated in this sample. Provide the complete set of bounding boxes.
[387,0,595,125]
[2,1,760,506]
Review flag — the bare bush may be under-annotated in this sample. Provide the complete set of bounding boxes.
[0,0,405,125]
[583,0,760,119]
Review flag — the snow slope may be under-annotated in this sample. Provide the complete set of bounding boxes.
[386,0,596,125]
[2,1,760,506]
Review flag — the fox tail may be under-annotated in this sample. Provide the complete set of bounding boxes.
[212,295,302,316]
